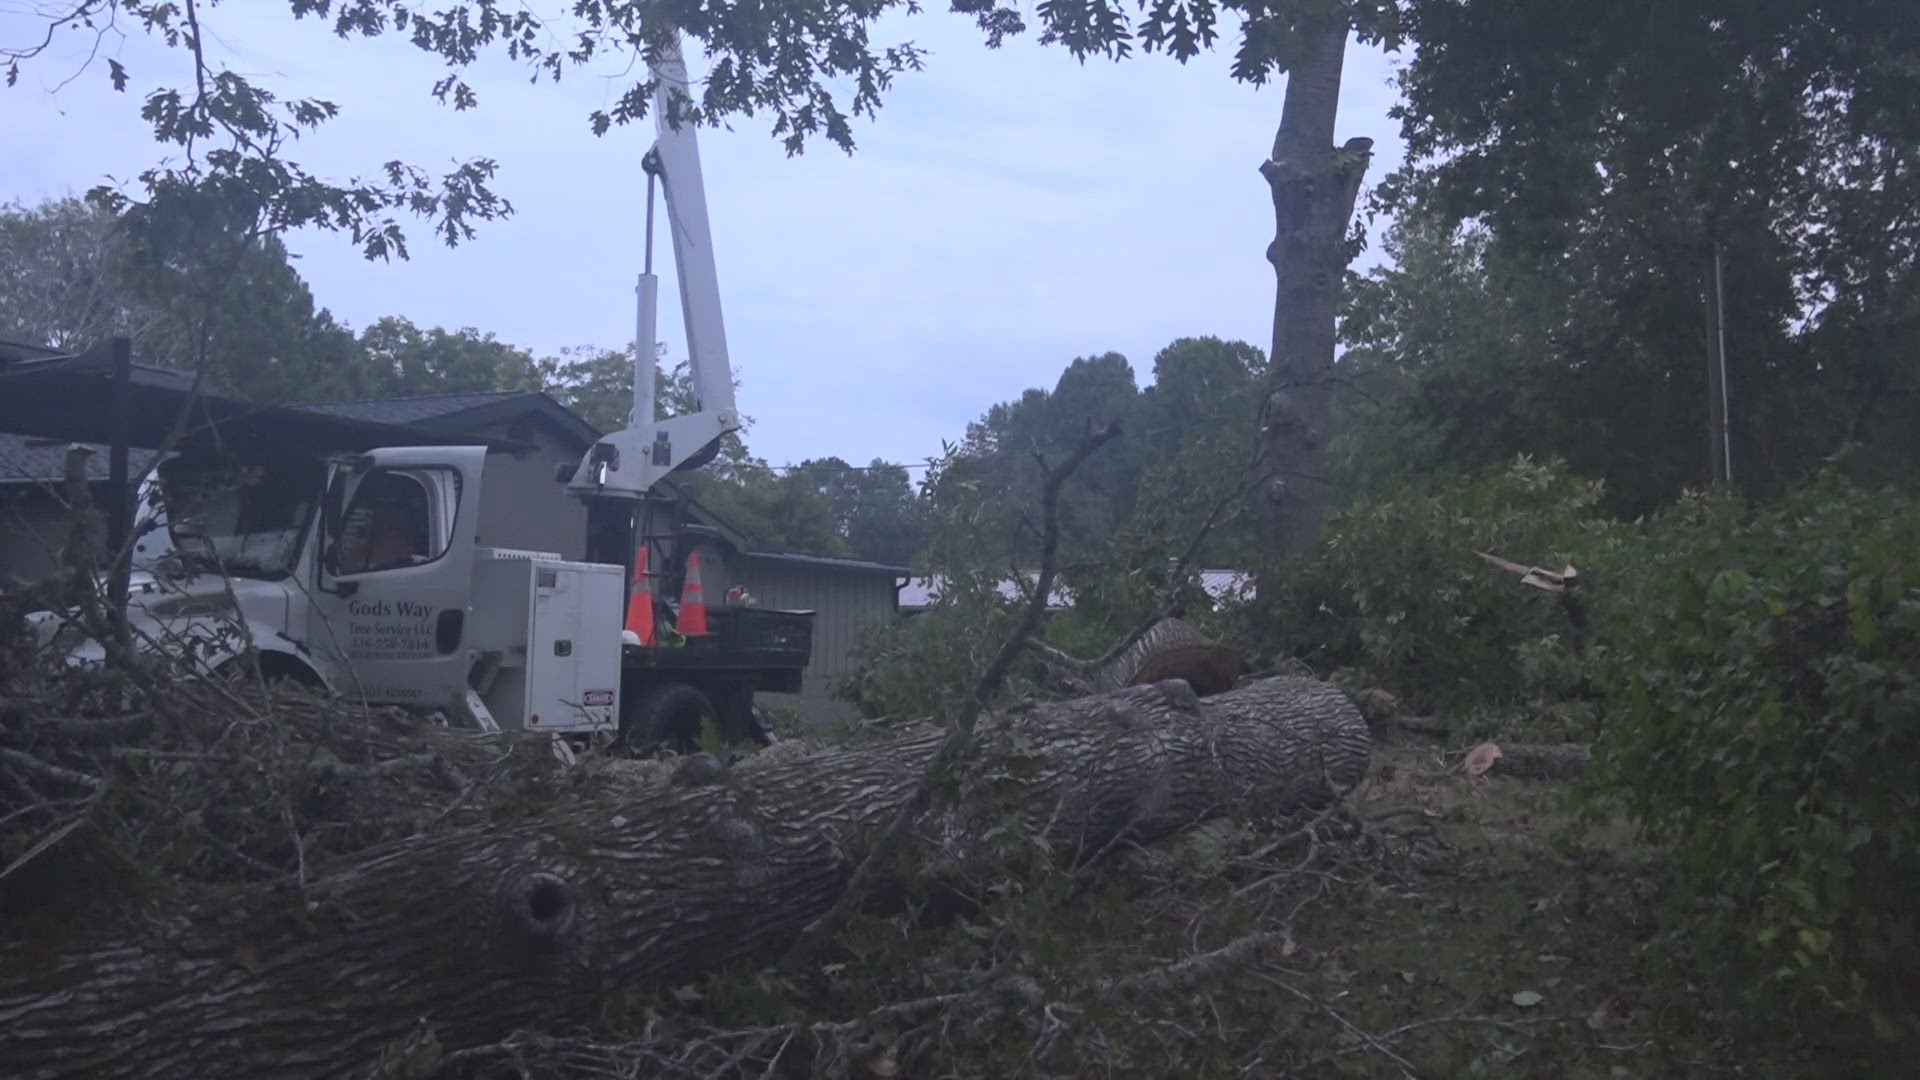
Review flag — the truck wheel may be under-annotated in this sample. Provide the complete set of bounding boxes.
[622,682,718,753]
[217,652,325,694]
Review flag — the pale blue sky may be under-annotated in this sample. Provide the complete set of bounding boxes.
[2,5,1407,469]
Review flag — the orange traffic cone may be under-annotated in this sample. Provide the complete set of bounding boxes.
[679,551,710,635]
[623,543,656,647]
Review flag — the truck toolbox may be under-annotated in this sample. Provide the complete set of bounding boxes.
[622,606,815,671]
[712,606,814,666]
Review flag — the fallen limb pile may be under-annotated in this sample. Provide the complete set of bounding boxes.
[0,676,1368,1079]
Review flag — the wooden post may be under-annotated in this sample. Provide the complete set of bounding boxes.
[107,336,133,637]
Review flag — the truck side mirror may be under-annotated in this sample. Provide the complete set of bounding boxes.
[318,475,360,597]
[318,540,358,598]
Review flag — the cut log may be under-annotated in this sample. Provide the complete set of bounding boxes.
[1391,716,1451,739]
[1087,617,1245,696]
[0,676,1366,1079]
[1487,742,1591,780]
[1461,741,1592,780]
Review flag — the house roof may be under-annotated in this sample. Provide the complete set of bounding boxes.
[0,338,71,363]
[0,343,504,453]
[300,391,532,426]
[1201,569,1253,601]
[738,550,910,577]
[300,390,602,450]
[0,433,160,487]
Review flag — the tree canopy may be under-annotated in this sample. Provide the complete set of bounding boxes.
[0,196,372,402]
[923,335,1266,630]
[5,0,1398,261]
[1359,0,1920,505]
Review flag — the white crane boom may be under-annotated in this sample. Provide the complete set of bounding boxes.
[568,33,740,501]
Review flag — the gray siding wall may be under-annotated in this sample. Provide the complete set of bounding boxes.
[461,422,591,561]
[0,490,68,589]
[731,560,900,727]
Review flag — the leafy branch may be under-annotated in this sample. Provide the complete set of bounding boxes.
[7,0,1398,260]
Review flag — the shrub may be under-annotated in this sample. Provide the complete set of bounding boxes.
[1589,472,1920,1039]
[833,595,1029,722]
[1247,455,1619,714]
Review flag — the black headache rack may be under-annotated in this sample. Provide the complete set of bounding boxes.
[621,606,816,688]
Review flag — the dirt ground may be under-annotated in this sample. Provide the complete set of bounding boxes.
[1262,731,1834,1079]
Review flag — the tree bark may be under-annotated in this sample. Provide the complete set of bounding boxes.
[0,676,1367,1079]
[1033,617,1245,698]
[1259,19,1373,565]
[1085,617,1244,697]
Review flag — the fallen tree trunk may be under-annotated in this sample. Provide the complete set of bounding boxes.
[0,676,1367,1079]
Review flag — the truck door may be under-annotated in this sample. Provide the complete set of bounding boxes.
[308,447,486,708]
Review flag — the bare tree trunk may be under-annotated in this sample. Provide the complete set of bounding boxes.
[0,677,1367,1079]
[1259,19,1373,565]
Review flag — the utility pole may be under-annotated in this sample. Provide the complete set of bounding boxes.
[1703,240,1733,485]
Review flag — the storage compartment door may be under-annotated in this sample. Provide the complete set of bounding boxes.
[525,562,622,733]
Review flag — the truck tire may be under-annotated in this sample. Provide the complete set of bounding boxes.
[622,681,718,752]
[217,652,325,694]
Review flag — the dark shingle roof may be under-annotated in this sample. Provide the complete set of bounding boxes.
[0,345,487,452]
[298,391,531,426]
[299,390,602,450]
[0,432,160,486]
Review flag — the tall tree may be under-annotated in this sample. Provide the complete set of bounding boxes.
[356,316,546,398]
[1256,14,1379,563]
[540,343,726,434]
[930,335,1268,608]
[1384,0,1920,499]
[0,196,374,403]
[1332,216,1630,502]
[933,350,1142,572]
[791,456,930,565]
[0,197,168,353]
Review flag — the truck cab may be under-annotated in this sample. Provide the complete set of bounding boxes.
[50,443,811,746]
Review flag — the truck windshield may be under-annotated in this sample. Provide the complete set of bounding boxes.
[158,457,324,579]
